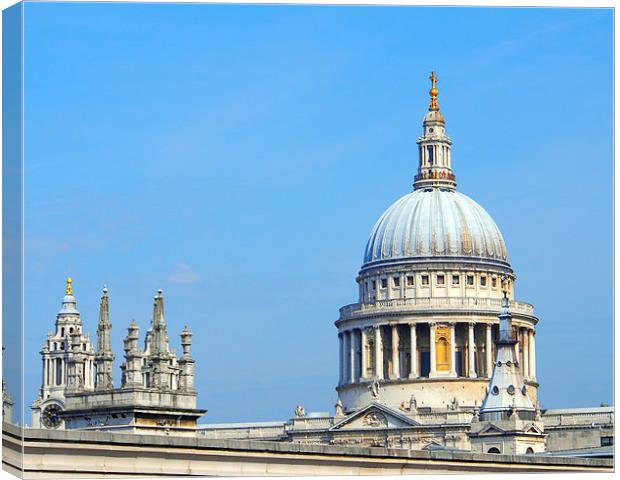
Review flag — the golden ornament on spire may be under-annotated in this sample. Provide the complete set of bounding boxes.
[65,277,73,295]
[429,71,439,111]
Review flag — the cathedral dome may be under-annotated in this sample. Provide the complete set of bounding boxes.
[363,189,508,266]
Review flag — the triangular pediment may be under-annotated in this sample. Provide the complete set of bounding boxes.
[330,402,419,431]
[524,423,543,434]
[479,424,506,436]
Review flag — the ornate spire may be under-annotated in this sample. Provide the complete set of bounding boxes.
[148,289,173,389]
[413,72,456,191]
[65,277,73,295]
[479,283,535,419]
[429,71,439,111]
[95,285,114,390]
[150,289,170,355]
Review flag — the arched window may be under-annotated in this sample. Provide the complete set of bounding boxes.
[61,328,64,337]
[488,447,501,454]
[427,146,435,165]
[69,327,74,334]
[526,447,534,454]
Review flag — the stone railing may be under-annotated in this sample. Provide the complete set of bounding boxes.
[542,409,614,428]
[288,416,334,431]
[413,411,474,426]
[198,422,287,440]
[339,297,534,319]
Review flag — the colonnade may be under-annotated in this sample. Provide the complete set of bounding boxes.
[41,356,95,389]
[338,322,536,385]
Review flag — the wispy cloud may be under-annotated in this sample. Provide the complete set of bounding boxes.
[169,263,200,284]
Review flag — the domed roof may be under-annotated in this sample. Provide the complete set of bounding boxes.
[363,189,508,266]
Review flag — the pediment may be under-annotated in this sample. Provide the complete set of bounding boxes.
[478,424,506,436]
[524,423,543,434]
[330,402,419,431]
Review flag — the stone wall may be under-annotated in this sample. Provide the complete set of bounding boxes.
[2,422,612,478]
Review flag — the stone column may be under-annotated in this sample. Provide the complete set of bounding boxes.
[529,330,536,381]
[360,328,368,380]
[374,326,384,380]
[514,327,520,364]
[449,323,457,377]
[522,328,530,379]
[468,322,477,378]
[338,333,343,385]
[349,330,356,383]
[429,323,437,378]
[409,323,418,379]
[342,332,350,384]
[391,325,400,380]
[485,324,493,378]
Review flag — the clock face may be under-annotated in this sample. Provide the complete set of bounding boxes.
[41,404,63,429]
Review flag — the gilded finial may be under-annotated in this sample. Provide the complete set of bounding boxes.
[429,71,439,111]
[65,277,73,295]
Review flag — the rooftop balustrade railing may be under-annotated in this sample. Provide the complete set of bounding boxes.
[339,297,534,318]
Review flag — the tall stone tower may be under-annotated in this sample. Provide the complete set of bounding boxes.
[94,286,115,390]
[31,278,95,429]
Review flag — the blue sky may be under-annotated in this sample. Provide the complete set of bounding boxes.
[17,3,612,424]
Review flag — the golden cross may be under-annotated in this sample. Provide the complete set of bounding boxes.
[66,277,73,295]
[429,71,438,89]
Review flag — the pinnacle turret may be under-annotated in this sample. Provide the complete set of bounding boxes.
[94,285,115,390]
[147,289,174,390]
[479,278,535,420]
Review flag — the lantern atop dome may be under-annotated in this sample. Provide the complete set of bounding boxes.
[413,72,456,191]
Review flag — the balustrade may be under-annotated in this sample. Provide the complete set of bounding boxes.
[340,297,534,318]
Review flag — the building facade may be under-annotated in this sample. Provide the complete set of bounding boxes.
[31,280,205,435]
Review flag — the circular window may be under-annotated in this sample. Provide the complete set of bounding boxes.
[496,361,502,367]
[507,385,515,395]
[491,386,499,396]
[506,361,512,367]
[429,128,434,133]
